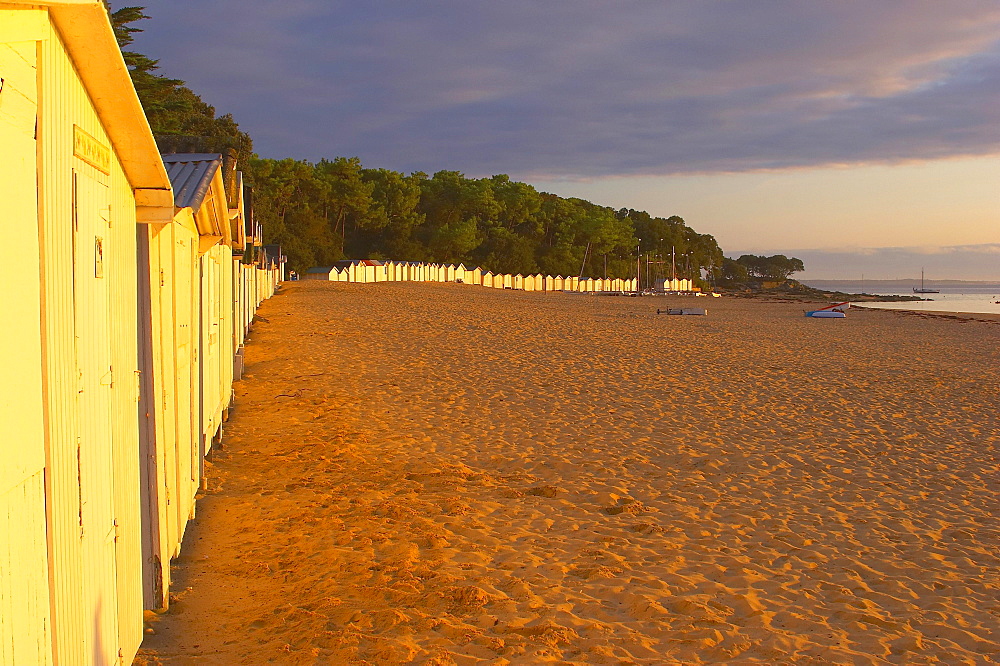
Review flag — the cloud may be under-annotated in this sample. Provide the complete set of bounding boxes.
[942,243,1000,255]
[732,244,1000,280]
[133,1,1000,178]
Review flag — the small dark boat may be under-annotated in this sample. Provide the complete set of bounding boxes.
[913,269,939,294]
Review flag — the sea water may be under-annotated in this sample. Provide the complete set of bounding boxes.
[801,282,1000,316]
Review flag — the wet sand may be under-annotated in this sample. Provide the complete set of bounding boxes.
[135,281,1000,665]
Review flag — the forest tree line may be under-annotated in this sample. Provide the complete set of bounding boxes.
[247,158,724,281]
[111,5,802,286]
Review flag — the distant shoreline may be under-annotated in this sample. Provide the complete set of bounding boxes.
[803,279,1000,287]
[798,280,1000,316]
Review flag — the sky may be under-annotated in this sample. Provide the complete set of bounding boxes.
[132,1,1000,279]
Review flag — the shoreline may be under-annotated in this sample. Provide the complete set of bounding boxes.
[720,288,1000,318]
[852,305,1000,324]
[135,282,1000,664]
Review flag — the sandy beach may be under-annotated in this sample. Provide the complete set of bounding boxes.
[135,281,999,665]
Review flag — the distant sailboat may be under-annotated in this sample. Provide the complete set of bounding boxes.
[913,269,940,294]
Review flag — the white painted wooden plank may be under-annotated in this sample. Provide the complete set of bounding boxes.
[0,9,47,44]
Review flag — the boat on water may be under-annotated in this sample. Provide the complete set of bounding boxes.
[913,269,940,294]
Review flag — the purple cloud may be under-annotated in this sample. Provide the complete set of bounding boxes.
[132,1,1000,178]
[743,244,1000,281]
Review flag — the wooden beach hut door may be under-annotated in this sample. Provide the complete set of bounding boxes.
[172,232,198,537]
[72,169,121,659]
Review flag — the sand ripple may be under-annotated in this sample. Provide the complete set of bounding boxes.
[136,283,1000,665]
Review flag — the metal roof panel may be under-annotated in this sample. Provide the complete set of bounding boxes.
[162,153,223,209]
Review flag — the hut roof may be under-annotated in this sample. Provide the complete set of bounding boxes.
[305,266,335,274]
[10,0,173,206]
[162,154,223,209]
[329,259,384,268]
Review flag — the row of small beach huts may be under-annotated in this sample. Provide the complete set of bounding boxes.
[1,4,281,665]
[304,260,695,293]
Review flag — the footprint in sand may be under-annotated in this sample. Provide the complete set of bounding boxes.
[603,498,649,515]
[527,485,560,497]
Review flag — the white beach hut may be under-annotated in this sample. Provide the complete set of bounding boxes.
[303,265,338,280]
[469,266,484,285]
[0,4,183,662]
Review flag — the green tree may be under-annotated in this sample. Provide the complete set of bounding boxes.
[428,218,481,261]
[489,175,543,234]
[417,171,498,263]
[110,4,253,164]
[735,254,805,280]
[283,207,340,268]
[243,158,324,270]
[354,169,425,258]
[720,257,749,284]
[477,228,538,275]
[535,195,590,276]
[316,157,374,255]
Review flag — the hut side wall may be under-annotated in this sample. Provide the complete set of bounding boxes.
[1,7,284,663]
[171,222,201,554]
[0,21,52,666]
[36,16,146,662]
[138,222,172,611]
[231,258,246,362]
[199,242,234,454]
[108,138,147,663]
